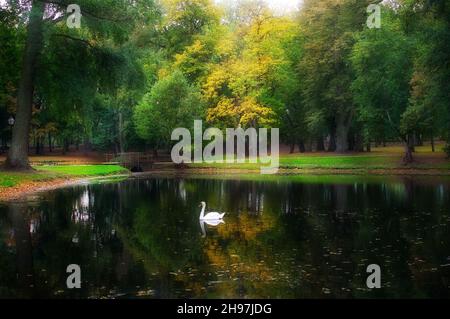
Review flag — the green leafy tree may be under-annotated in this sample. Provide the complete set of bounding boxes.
[159,0,220,56]
[133,71,204,151]
[202,4,296,130]
[404,0,450,155]
[351,7,415,162]
[3,0,156,170]
[0,4,23,150]
[298,0,379,152]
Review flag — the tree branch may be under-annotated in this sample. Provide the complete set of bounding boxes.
[52,33,93,47]
[38,0,130,23]
[385,110,407,143]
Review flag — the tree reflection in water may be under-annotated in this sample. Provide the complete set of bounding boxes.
[0,176,449,298]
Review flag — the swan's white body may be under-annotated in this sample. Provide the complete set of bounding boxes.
[199,202,225,221]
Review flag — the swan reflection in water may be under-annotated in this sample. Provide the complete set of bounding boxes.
[200,219,225,238]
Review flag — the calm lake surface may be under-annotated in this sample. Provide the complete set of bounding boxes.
[1,175,450,299]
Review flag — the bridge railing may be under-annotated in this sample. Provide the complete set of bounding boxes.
[105,152,171,168]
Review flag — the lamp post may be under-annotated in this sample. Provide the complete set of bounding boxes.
[7,116,15,149]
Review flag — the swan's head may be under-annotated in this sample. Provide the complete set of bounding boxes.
[199,201,206,207]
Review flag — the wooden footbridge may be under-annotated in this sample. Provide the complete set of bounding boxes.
[105,152,156,171]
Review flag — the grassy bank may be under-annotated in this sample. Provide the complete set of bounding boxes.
[1,145,449,191]
[190,155,450,170]
[0,165,128,189]
[34,164,129,176]
[190,154,397,170]
[188,144,450,171]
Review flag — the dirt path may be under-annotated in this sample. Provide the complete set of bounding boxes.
[0,178,82,202]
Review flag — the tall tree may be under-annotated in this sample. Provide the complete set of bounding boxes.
[133,70,204,151]
[202,3,295,130]
[351,7,415,162]
[4,0,155,170]
[6,0,45,169]
[298,0,378,152]
[0,4,23,149]
[404,0,450,155]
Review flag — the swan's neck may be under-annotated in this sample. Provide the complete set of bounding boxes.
[200,204,206,220]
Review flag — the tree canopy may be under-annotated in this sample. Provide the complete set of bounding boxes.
[1,0,450,166]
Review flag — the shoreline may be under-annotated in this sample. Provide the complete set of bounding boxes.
[1,167,450,203]
[0,174,129,203]
[176,167,450,176]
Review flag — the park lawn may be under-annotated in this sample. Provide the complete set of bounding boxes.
[191,154,398,170]
[191,151,450,170]
[0,165,128,188]
[0,171,58,188]
[34,164,128,176]
[279,154,397,169]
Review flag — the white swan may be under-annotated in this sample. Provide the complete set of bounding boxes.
[199,202,225,221]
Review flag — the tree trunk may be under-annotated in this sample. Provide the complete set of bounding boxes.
[5,1,45,170]
[317,136,325,152]
[63,138,69,155]
[415,133,423,147]
[290,143,295,154]
[328,133,336,152]
[305,139,313,152]
[298,140,306,153]
[48,132,52,152]
[41,136,45,155]
[114,142,120,155]
[118,110,124,154]
[431,134,435,153]
[403,144,414,164]
[403,135,414,164]
[83,136,92,155]
[35,136,40,155]
[354,132,364,152]
[348,132,355,151]
[335,114,350,153]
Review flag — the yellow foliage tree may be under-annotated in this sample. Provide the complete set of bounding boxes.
[202,5,297,129]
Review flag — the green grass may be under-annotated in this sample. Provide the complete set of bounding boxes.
[34,164,128,176]
[0,165,128,189]
[191,154,399,170]
[279,155,397,169]
[0,172,58,188]
[191,153,450,170]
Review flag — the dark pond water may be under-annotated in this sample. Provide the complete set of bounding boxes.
[1,175,450,299]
